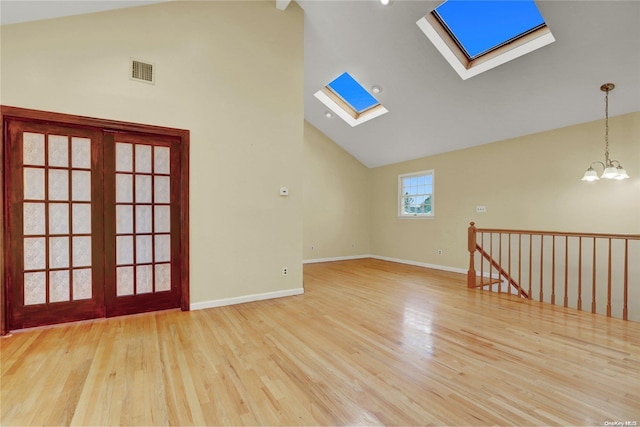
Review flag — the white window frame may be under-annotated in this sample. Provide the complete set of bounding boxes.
[398,170,434,219]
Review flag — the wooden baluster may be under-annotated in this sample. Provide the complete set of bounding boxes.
[490,233,494,292]
[539,235,544,302]
[551,236,556,305]
[623,239,629,321]
[563,236,569,308]
[607,238,612,317]
[480,232,484,287]
[467,222,476,289]
[528,234,533,300]
[508,233,512,296]
[498,233,502,294]
[578,237,583,311]
[592,238,597,314]
[518,234,522,298]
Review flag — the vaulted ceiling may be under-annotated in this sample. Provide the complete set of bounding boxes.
[301,1,640,167]
[2,0,639,168]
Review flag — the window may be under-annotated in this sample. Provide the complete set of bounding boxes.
[314,72,388,127]
[416,0,554,80]
[399,170,433,218]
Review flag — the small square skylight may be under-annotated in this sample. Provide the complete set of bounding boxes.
[417,0,555,80]
[314,72,388,127]
[327,72,380,113]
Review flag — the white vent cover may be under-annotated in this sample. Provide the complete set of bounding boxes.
[130,59,155,84]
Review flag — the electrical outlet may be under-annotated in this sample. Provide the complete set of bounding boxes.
[437,249,443,255]
[282,267,288,276]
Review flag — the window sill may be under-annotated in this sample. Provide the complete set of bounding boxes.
[398,215,434,220]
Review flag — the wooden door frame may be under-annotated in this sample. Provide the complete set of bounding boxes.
[1,106,190,335]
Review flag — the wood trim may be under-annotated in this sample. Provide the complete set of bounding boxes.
[475,226,640,240]
[424,13,552,70]
[103,132,117,315]
[423,12,470,68]
[468,26,552,68]
[1,110,6,335]
[319,87,386,122]
[1,106,188,139]
[180,133,190,311]
[473,239,540,298]
[320,87,359,120]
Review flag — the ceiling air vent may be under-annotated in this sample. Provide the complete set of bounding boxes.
[130,59,155,84]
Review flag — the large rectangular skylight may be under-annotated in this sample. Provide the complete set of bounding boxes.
[417,0,555,80]
[434,1,546,60]
[314,72,388,127]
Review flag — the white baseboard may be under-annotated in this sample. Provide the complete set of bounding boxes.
[370,255,467,274]
[304,253,467,275]
[191,257,465,311]
[190,287,304,311]
[303,254,371,264]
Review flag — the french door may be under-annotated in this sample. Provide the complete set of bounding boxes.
[5,121,105,328]
[2,109,189,332]
[103,132,182,317]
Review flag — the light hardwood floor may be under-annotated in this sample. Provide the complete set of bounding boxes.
[2,258,639,426]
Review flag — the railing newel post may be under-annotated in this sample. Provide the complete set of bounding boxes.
[467,222,477,289]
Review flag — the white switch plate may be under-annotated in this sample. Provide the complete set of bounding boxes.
[476,205,486,213]
[280,187,289,196]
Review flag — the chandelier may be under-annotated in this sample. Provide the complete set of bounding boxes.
[581,83,630,181]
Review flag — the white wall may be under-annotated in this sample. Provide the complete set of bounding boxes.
[369,112,640,271]
[1,1,305,307]
[303,121,370,261]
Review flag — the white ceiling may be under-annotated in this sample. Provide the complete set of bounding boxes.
[302,0,640,167]
[2,0,639,168]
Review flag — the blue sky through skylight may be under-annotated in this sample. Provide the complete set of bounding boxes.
[327,72,379,114]
[434,0,546,60]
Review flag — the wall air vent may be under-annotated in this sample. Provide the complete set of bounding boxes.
[130,59,155,84]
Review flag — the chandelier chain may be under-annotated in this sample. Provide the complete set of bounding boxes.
[604,87,610,165]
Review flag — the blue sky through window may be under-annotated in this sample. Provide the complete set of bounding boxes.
[434,0,546,60]
[327,72,379,113]
[403,175,432,197]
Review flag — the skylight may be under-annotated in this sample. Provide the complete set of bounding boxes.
[417,0,555,80]
[327,72,379,114]
[434,1,546,60]
[314,72,388,127]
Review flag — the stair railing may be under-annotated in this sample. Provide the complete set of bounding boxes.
[467,222,640,321]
